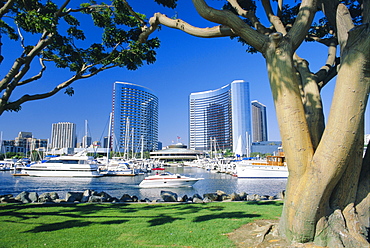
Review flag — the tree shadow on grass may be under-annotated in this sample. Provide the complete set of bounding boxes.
[193,211,260,222]
[20,218,129,233]
[147,214,184,226]
[245,201,283,206]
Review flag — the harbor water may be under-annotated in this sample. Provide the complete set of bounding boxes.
[0,166,287,200]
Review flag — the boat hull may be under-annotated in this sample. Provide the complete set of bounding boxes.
[21,165,102,177]
[139,178,200,188]
[236,165,288,178]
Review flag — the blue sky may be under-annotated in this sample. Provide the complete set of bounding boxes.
[1,1,369,147]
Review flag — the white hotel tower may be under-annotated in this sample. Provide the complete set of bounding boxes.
[111,82,159,153]
[189,80,251,156]
[50,122,77,149]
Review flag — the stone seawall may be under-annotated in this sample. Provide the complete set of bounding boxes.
[0,189,285,204]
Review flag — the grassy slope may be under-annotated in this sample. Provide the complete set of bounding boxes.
[0,201,283,248]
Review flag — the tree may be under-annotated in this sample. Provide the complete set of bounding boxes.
[139,0,369,246]
[0,0,160,115]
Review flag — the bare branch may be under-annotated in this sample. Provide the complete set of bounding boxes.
[261,0,287,35]
[0,0,16,18]
[336,4,355,55]
[289,0,318,51]
[55,0,71,17]
[122,0,146,28]
[227,0,271,35]
[18,58,47,86]
[315,38,338,89]
[3,74,82,112]
[3,61,118,112]
[139,12,236,43]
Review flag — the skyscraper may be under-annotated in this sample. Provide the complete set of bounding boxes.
[112,82,158,154]
[50,122,77,149]
[251,100,268,142]
[189,80,251,156]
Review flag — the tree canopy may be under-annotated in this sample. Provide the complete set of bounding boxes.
[0,0,160,115]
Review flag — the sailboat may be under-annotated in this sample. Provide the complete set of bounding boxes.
[99,114,136,176]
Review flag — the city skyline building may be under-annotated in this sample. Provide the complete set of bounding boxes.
[111,82,159,154]
[50,122,77,149]
[189,80,251,156]
[251,100,268,142]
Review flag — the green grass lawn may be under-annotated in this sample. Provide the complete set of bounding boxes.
[0,201,283,248]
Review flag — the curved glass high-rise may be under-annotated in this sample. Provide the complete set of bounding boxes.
[189,80,251,156]
[112,82,158,153]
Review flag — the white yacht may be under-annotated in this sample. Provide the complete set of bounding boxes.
[21,151,102,177]
[139,171,203,188]
[98,157,136,176]
[234,154,288,178]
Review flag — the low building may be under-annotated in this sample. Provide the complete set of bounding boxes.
[150,143,203,162]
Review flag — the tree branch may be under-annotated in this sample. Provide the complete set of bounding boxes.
[261,0,287,35]
[55,0,71,17]
[336,3,355,55]
[18,58,47,86]
[122,0,147,28]
[288,0,317,51]
[0,0,16,18]
[3,74,82,112]
[138,12,236,43]
[315,39,338,89]
[192,0,267,53]
[226,0,271,35]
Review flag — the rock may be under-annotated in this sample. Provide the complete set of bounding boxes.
[49,192,59,200]
[38,192,59,203]
[0,194,17,203]
[132,195,139,202]
[260,195,269,200]
[216,190,226,196]
[221,194,232,201]
[161,191,178,202]
[230,192,241,201]
[181,195,189,202]
[277,190,285,200]
[193,194,202,200]
[203,193,219,202]
[88,195,104,203]
[0,194,20,203]
[96,191,113,202]
[216,190,229,201]
[239,192,248,201]
[15,191,32,203]
[81,190,93,202]
[192,197,204,203]
[203,196,213,203]
[28,192,39,202]
[268,195,276,200]
[192,194,203,203]
[246,194,261,201]
[65,192,83,202]
[120,194,133,202]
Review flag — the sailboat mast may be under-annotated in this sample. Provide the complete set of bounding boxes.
[107,113,112,160]
[140,135,144,160]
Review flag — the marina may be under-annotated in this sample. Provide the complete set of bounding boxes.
[0,166,287,201]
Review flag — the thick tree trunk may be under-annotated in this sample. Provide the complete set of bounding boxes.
[271,24,370,246]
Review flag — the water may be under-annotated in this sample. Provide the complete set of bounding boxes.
[0,167,287,200]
